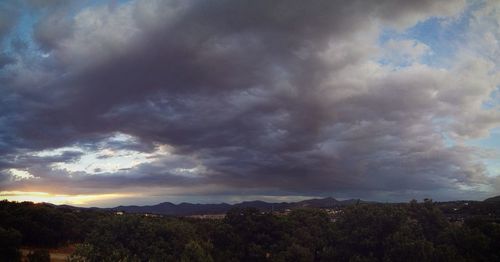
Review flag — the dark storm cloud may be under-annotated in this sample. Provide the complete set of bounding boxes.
[0,150,83,170]
[0,53,14,69]
[2,0,498,200]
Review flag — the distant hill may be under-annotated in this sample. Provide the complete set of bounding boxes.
[113,202,232,216]
[110,197,369,216]
[294,197,340,207]
[484,195,500,202]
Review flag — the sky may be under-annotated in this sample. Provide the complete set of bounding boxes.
[0,0,499,207]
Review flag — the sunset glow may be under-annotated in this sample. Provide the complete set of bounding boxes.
[0,191,135,206]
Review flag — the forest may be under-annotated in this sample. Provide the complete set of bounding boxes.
[1,199,500,262]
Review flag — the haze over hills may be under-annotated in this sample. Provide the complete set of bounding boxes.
[39,195,500,216]
[101,194,500,216]
[110,197,369,216]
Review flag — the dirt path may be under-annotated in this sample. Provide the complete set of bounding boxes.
[21,245,76,262]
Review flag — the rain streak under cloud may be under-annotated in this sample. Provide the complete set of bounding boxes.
[0,0,500,207]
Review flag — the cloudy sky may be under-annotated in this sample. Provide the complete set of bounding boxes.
[0,0,499,207]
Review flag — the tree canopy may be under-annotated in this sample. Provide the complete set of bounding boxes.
[1,200,499,261]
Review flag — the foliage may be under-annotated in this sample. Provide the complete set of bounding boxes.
[0,226,22,261]
[2,200,500,261]
[26,249,50,262]
[0,200,105,247]
[69,215,213,262]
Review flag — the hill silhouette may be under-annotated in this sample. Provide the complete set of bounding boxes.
[111,197,368,216]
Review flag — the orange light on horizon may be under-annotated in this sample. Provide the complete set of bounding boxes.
[0,191,135,206]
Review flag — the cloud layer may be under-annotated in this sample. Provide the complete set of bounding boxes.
[0,0,499,205]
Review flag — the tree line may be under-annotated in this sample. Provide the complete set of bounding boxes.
[1,199,500,261]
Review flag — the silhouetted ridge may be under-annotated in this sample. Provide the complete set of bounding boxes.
[484,195,500,202]
[110,197,370,216]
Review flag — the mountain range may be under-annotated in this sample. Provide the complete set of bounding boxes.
[110,197,367,216]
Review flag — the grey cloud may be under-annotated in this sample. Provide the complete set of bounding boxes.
[1,164,203,195]
[0,53,14,69]
[0,4,18,42]
[10,37,28,52]
[0,0,74,43]
[33,10,74,52]
[1,0,497,201]
[23,0,73,9]
[0,150,83,170]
